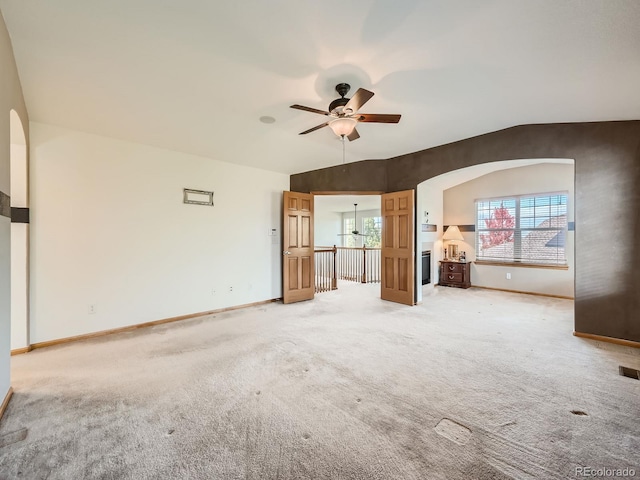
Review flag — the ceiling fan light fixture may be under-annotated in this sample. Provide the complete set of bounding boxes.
[328,117,357,138]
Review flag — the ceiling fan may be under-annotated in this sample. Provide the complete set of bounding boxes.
[291,83,401,141]
[338,204,371,237]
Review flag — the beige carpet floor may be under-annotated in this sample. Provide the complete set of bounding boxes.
[1,283,639,479]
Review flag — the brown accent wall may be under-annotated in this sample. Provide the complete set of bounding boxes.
[291,121,640,343]
[293,159,388,193]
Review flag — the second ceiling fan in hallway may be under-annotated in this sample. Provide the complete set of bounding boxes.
[338,204,371,238]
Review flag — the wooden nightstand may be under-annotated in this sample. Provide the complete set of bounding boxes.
[439,261,471,289]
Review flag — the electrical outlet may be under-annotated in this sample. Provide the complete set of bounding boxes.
[229,286,233,292]
[211,289,216,296]
[88,304,96,314]
[506,273,511,280]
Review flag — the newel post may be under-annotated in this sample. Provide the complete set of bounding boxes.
[332,245,338,290]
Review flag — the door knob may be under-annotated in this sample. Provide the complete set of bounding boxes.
[283,251,291,255]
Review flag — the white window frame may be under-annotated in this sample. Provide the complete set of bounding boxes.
[361,216,382,248]
[475,191,569,266]
[343,217,356,247]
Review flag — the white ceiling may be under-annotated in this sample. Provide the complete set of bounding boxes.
[1,1,639,175]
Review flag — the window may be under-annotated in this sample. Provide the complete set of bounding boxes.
[342,216,382,247]
[476,192,568,266]
[362,216,382,248]
[343,218,356,247]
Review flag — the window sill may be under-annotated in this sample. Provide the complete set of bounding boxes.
[474,260,569,270]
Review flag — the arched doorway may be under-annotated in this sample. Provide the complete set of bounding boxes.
[10,109,29,352]
[415,158,575,304]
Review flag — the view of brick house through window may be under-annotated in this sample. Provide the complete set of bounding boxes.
[476,192,568,265]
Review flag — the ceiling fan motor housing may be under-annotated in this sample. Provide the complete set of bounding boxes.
[329,83,351,114]
[335,83,351,97]
[329,97,349,113]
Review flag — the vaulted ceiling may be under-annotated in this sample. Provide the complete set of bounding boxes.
[1,1,639,174]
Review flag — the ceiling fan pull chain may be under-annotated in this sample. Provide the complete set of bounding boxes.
[342,136,346,164]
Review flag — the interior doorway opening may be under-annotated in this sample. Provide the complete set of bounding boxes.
[283,189,414,307]
[9,109,29,352]
[314,194,382,296]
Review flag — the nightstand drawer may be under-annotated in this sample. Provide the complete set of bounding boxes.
[444,263,464,273]
[444,273,463,283]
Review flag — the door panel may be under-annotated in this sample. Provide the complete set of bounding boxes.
[384,257,393,289]
[283,191,315,304]
[398,258,408,291]
[399,215,409,248]
[302,256,311,288]
[288,258,299,290]
[302,216,311,247]
[385,215,394,246]
[381,190,415,305]
[288,217,298,247]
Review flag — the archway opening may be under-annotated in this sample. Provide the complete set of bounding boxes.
[10,109,29,351]
[415,158,575,306]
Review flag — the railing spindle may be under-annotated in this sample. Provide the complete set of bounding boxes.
[315,246,382,290]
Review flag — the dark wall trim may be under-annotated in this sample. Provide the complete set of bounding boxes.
[0,191,10,218]
[444,224,475,232]
[435,223,569,233]
[291,121,640,343]
[11,207,29,224]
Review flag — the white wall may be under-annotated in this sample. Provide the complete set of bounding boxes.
[1,9,30,404]
[443,162,575,297]
[10,112,28,350]
[30,122,289,343]
[10,223,28,348]
[0,216,9,389]
[314,208,341,247]
[418,181,444,291]
[9,140,27,205]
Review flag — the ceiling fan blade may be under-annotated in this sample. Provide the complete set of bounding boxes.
[290,104,330,116]
[344,88,374,113]
[299,122,329,135]
[347,128,360,142]
[357,113,401,123]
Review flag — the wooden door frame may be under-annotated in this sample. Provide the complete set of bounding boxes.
[311,191,385,196]
[312,191,419,305]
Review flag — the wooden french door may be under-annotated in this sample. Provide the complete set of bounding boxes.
[380,190,415,305]
[282,191,315,304]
